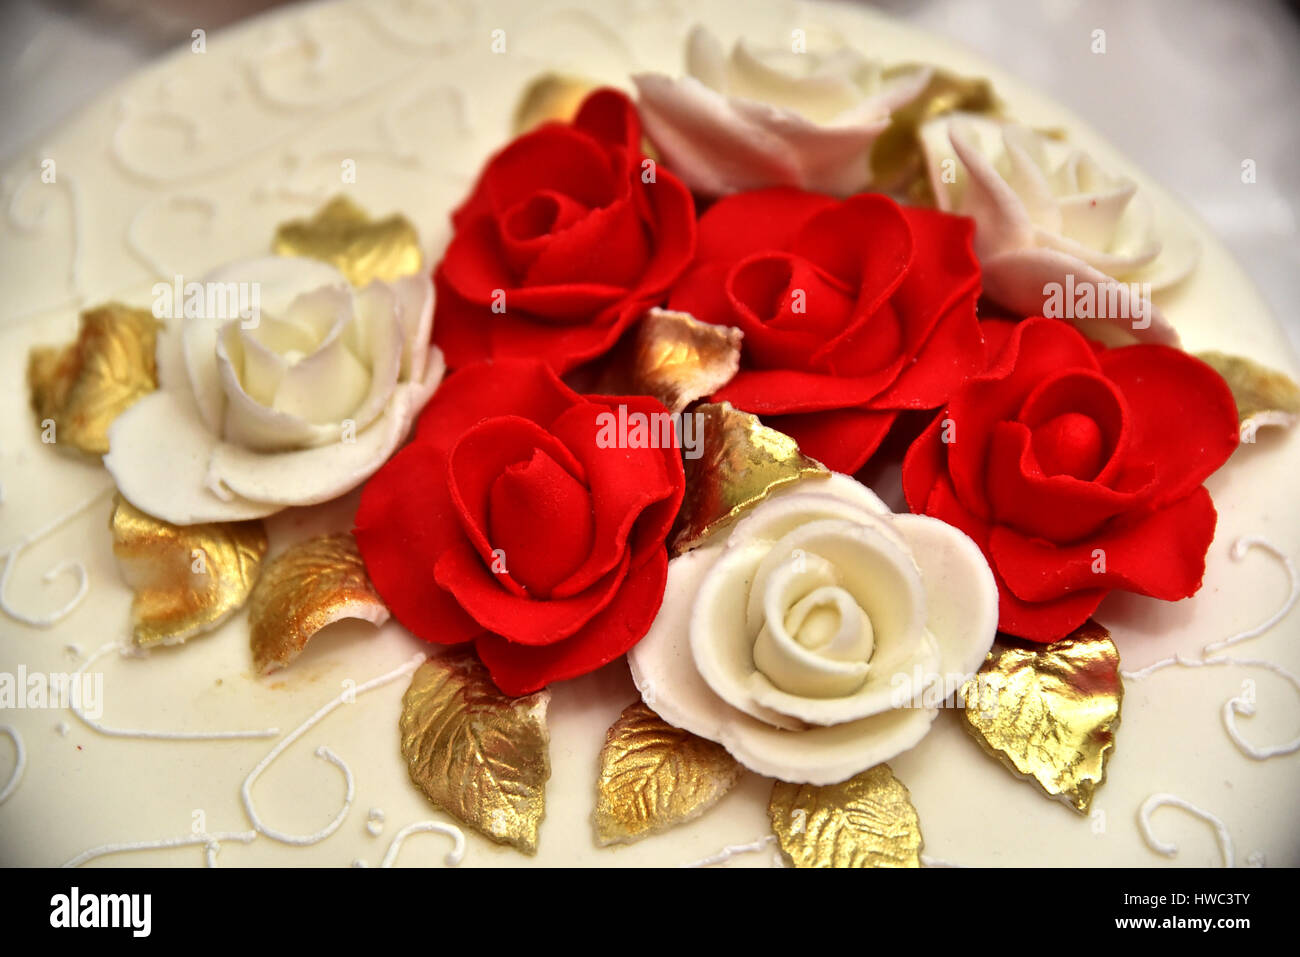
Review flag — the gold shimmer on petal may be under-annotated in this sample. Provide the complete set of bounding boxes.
[110,496,267,648]
[511,73,597,134]
[671,402,827,555]
[272,195,423,286]
[247,534,389,675]
[1196,351,1300,438]
[871,66,1001,202]
[769,764,923,868]
[596,309,743,415]
[594,700,743,845]
[960,620,1122,814]
[400,649,550,855]
[27,303,161,457]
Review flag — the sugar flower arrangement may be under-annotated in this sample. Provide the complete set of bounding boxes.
[30,22,1295,861]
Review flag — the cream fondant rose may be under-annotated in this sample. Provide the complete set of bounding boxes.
[628,473,998,784]
[633,25,930,197]
[105,257,444,525]
[921,114,1199,345]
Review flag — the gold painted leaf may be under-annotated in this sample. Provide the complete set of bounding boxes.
[595,309,742,415]
[1196,350,1300,438]
[769,764,923,868]
[27,303,161,456]
[272,195,422,286]
[399,649,551,855]
[871,65,1001,202]
[594,700,744,845]
[671,402,827,555]
[110,495,267,647]
[512,73,597,134]
[247,533,389,675]
[960,619,1122,814]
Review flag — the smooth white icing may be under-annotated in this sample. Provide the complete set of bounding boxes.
[681,834,777,868]
[240,653,424,846]
[63,830,258,868]
[1122,536,1300,760]
[0,726,25,805]
[71,642,281,740]
[0,487,109,627]
[377,820,466,867]
[1138,794,1234,868]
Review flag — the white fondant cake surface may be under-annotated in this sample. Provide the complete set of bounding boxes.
[0,0,1297,867]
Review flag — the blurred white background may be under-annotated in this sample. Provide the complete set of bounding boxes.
[3,0,1298,353]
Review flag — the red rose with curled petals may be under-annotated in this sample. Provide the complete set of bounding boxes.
[432,88,697,375]
[902,316,1239,642]
[667,186,984,474]
[353,359,685,695]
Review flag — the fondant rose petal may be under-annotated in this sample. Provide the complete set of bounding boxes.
[940,118,1035,258]
[211,356,443,507]
[891,512,998,679]
[184,257,349,434]
[204,256,350,316]
[635,73,801,196]
[629,547,939,786]
[388,273,435,382]
[215,323,322,451]
[105,390,278,525]
[982,247,1179,346]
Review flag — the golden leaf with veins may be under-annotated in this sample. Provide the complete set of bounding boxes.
[110,496,267,647]
[960,620,1122,814]
[1195,351,1300,437]
[512,73,597,134]
[399,649,551,855]
[596,309,743,416]
[247,534,389,675]
[27,303,160,456]
[594,700,743,845]
[769,764,923,868]
[272,195,423,286]
[671,402,828,555]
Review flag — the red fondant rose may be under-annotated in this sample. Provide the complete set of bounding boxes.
[668,187,984,473]
[902,317,1239,641]
[432,89,696,375]
[354,359,684,695]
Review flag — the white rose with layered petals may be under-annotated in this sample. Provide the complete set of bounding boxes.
[105,257,444,525]
[921,114,1200,345]
[628,473,998,785]
[633,26,930,197]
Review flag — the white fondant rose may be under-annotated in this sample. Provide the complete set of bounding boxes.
[105,257,444,525]
[628,473,998,784]
[633,25,930,197]
[921,114,1199,345]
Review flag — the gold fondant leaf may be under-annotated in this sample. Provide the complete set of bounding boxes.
[27,303,161,456]
[399,649,551,855]
[594,700,744,845]
[871,65,1002,202]
[595,309,742,415]
[769,764,923,868]
[1196,351,1300,438]
[247,533,389,675]
[512,73,597,134]
[272,195,422,286]
[109,496,267,648]
[960,620,1122,814]
[671,402,828,555]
